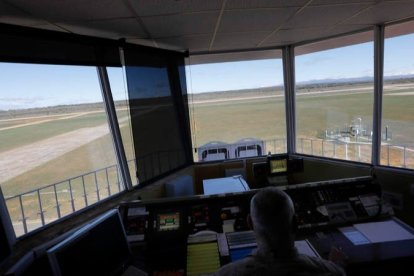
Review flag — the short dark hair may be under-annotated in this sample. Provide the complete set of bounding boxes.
[250,187,295,255]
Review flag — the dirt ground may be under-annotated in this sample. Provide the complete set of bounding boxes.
[0,124,110,185]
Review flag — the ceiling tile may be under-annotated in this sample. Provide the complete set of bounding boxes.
[219,8,298,33]
[225,0,307,9]
[0,1,47,26]
[212,31,270,51]
[283,3,372,28]
[262,27,325,46]
[322,24,373,39]
[59,19,147,39]
[30,24,70,32]
[126,38,158,48]
[346,1,414,25]
[311,0,375,5]
[156,34,211,53]
[128,0,222,16]
[8,0,134,21]
[142,12,218,38]
[56,23,122,40]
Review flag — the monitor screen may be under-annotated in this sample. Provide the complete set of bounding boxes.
[47,209,131,276]
[267,155,288,175]
[157,212,180,232]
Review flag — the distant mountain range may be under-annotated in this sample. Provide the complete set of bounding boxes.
[297,74,414,86]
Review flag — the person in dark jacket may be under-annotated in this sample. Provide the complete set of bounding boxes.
[214,187,346,276]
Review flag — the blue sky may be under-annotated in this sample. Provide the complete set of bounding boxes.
[0,33,413,110]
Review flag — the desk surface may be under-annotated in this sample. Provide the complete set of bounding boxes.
[203,176,250,195]
[306,217,414,275]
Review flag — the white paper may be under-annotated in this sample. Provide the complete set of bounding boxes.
[203,176,250,195]
[354,220,414,243]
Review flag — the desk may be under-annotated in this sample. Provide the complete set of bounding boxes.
[306,217,414,275]
[203,176,250,195]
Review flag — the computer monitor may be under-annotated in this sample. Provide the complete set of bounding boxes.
[157,212,180,232]
[47,209,132,276]
[267,155,288,176]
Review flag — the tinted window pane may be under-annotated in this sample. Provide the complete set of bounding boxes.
[124,50,189,182]
[295,32,374,163]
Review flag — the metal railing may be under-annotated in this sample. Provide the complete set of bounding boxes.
[4,149,186,237]
[5,159,137,237]
[195,137,414,170]
[4,141,414,237]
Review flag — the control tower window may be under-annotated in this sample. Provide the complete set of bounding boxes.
[187,50,286,162]
[0,63,124,237]
[381,21,414,169]
[295,31,374,163]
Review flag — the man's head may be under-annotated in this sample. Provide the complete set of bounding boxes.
[249,187,296,256]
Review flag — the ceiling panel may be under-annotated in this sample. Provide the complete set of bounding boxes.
[8,0,134,21]
[295,30,373,56]
[322,24,373,40]
[0,1,413,54]
[142,12,218,38]
[30,24,70,32]
[225,0,307,9]
[346,1,414,25]
[218,8,298,33]
[128,0,222,16]
[58,19,148,39]
[212,31,270,51]
[0,2,47,26]
[283,3,372,28]
[156,34,211,53]
[54,24,121,39]
[310,0,375,5]
[262,27,325,46]
[127,38,158,48]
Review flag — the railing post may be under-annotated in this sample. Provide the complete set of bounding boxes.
[106,168,111,196]
[94,171,100,201]
[116,167,121,192]
[333,142,336,157]
[82,175,88,206]
[18,195,28,234]
[53,184,61,219]
[345,143,348,160]
[37,190,45,226]
[68,179,75,212]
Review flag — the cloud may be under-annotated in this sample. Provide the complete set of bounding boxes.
[301,55,333,67]
[0,96,50,110]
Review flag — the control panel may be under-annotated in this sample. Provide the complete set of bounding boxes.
[285,176,387,228]
[119,176,391,274]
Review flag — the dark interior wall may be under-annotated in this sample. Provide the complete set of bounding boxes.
[374,167,414,227]
[288,155,372,184]
[290,156,414,227]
